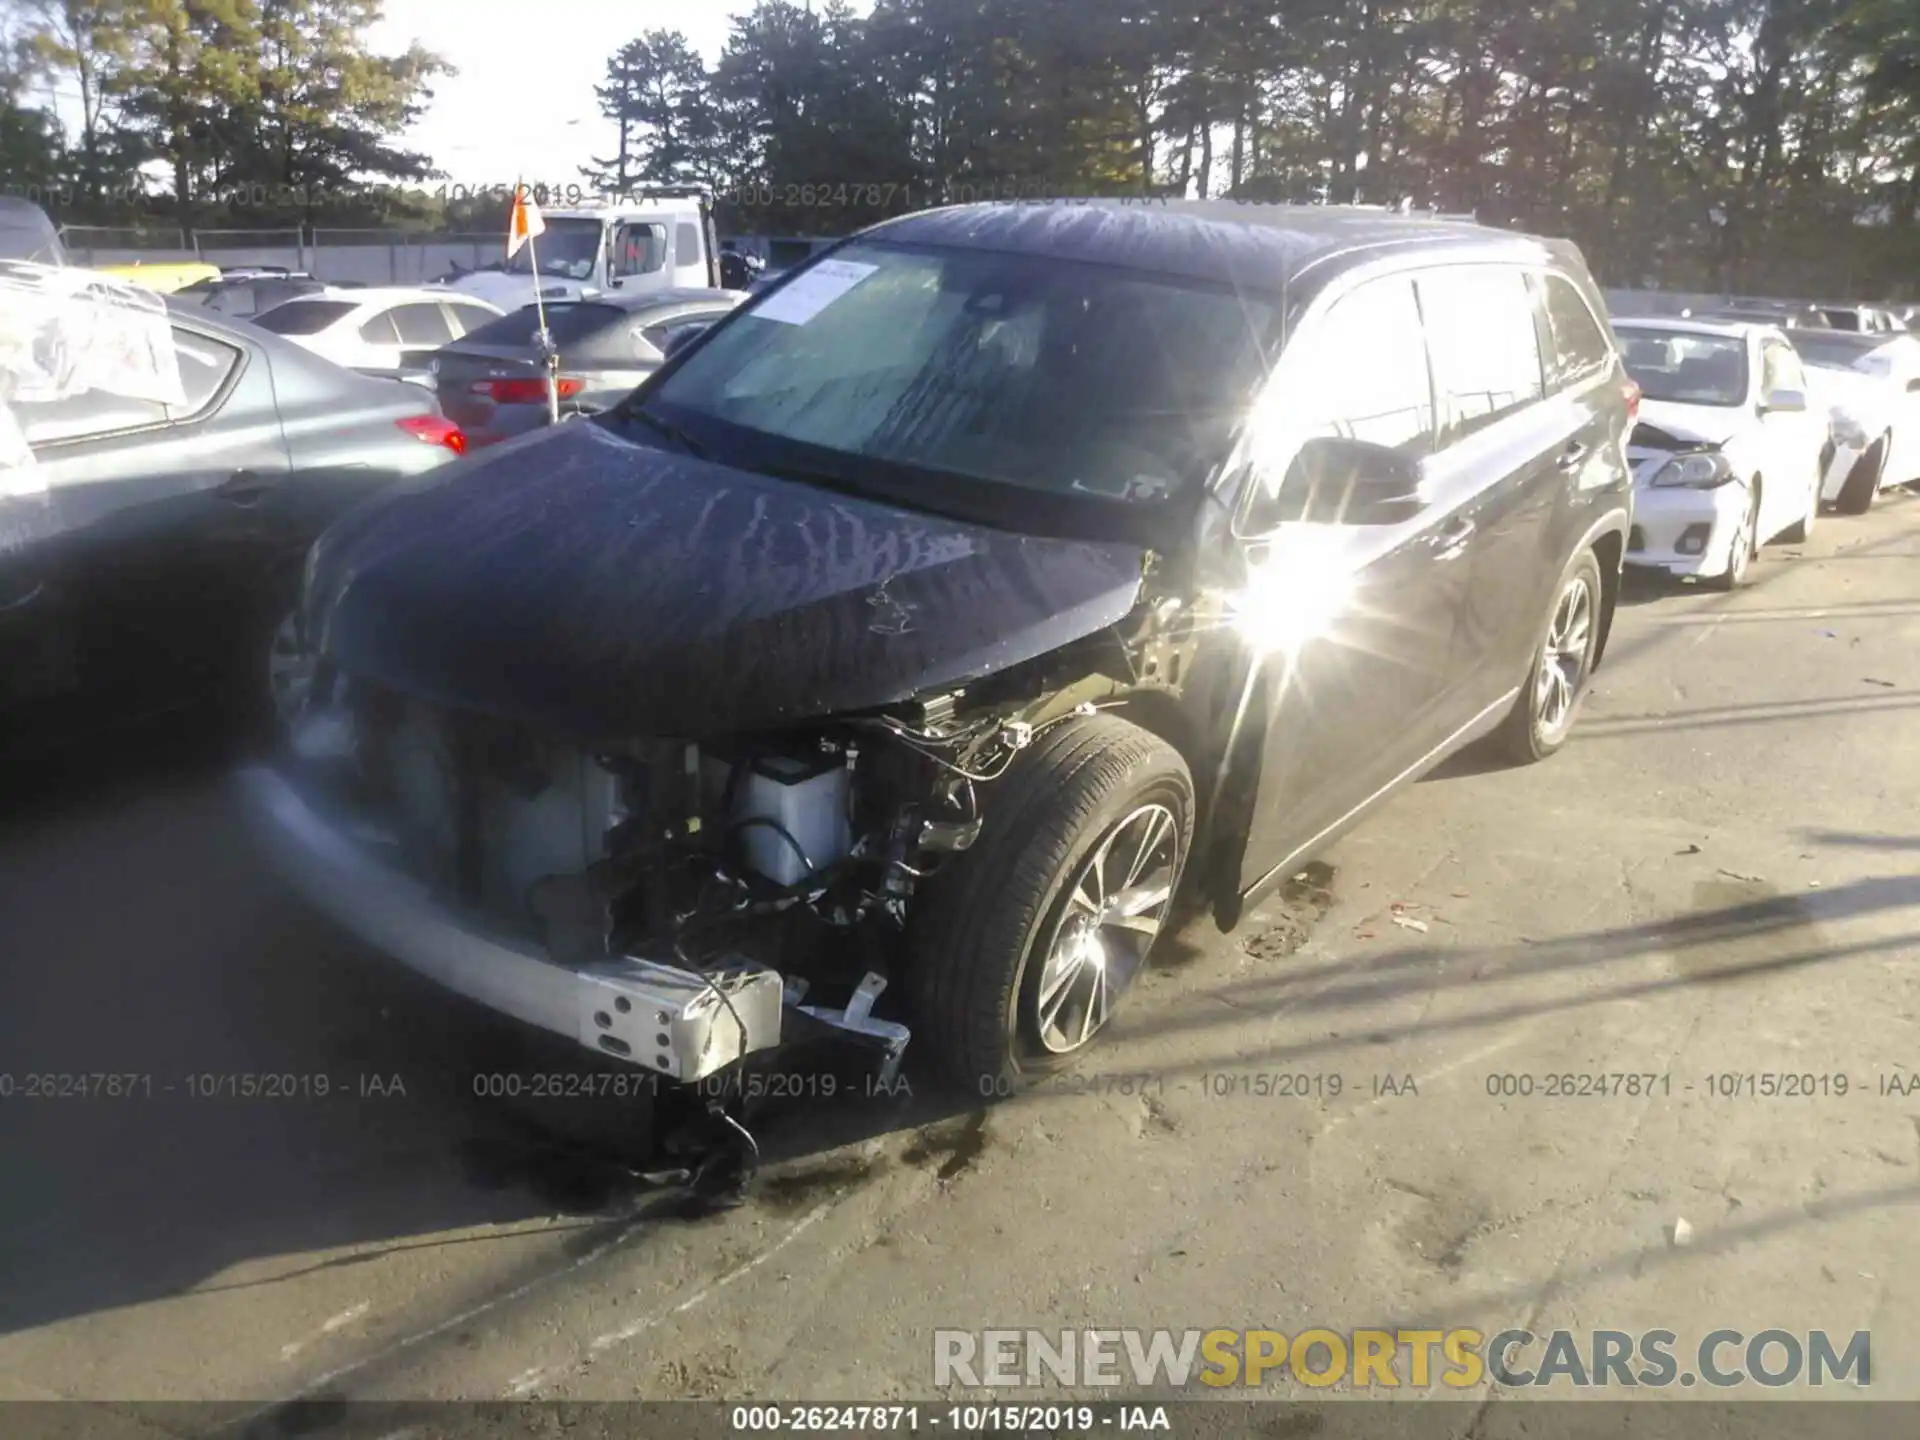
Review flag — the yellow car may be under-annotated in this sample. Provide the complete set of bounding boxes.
[91,260,222,294]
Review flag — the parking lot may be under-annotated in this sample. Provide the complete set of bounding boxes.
[1,489,1915,1409]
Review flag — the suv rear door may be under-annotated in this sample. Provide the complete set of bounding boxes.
[1415,262,1600,721]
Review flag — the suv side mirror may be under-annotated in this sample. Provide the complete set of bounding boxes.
[1245,435,1427,532]
[1760,388,1808,414]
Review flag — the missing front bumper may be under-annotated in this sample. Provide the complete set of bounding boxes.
[236,764,785,1081]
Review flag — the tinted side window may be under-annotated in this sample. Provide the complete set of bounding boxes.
[1419,266,1544,440]
[254,299,356,335]
[391,303,453,346]
[641,312,724,352]
[1538,273,1612,392]
[1285,275,1436,455]
[358,310,402,345]
[170,329,243,414]
[445,303,498,337]
[675,223,702,265]
[18,324,235,446]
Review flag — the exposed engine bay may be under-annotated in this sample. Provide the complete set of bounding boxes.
[282,670,1100,1199]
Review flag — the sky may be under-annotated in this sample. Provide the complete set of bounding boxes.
[370,0,872,189]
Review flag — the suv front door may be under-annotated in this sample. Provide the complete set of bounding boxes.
[1228,269,1472,895]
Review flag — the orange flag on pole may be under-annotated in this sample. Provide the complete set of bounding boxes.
[507,185,545,258]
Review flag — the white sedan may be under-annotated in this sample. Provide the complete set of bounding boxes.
[1615,318,1828,588]
[1789,328,1920,513]
[252,286,504,377]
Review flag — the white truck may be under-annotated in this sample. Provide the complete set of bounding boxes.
[430,190,721,312]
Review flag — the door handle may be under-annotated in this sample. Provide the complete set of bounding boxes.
[1429,516,1475,559]
[1555,440,1592,473]
[218,468,272,505]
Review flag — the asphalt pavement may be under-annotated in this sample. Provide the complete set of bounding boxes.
[1,490,1916,1416]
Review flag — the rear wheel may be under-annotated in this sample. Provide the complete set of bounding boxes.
[1835,434,1887,515]
[909,715,1194,1091]
[1493,549,1603,764]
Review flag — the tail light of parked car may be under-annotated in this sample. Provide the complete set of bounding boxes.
[397,413,468,455]
[472,377,586,404]
[1622,376,1641,422]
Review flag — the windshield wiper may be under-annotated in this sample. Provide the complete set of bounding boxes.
[622,404,710,460]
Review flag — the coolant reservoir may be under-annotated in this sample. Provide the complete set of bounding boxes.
[734,754,852,887]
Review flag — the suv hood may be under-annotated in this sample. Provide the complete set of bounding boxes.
[304,420,1148,739]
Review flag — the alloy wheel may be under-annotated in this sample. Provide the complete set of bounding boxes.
[1031,802,1181,1055]
[267,609,317,730]
[1726,496,1754,584]
[1534,577,1593,741]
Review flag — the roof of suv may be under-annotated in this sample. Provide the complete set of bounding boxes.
[863,200,1562,298]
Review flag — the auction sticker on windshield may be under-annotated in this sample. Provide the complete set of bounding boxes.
[753,259,878,325]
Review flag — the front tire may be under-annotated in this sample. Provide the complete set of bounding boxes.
[909,715,1194,1092]
[1493,549,1604,765]
[1706,481,1757,591]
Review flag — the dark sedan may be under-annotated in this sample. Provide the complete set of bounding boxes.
[1,285,467,752]
[427,288,744,448]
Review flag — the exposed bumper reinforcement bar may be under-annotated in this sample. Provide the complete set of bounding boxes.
[235,764,784,1081]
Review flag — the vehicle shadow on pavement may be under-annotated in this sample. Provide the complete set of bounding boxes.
[0,734,987,1342]
[1110,871,1920,1079]
[1804,829,1920,852]
[2,738,1911,1343]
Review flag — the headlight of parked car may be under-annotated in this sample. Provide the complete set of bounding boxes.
[1650,450,1735,488]
[1828,409,1869,448]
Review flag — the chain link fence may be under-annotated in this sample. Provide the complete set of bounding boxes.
[59,223,834,284]
[55,225,194,265]
[308,229,503,285]
[54,224,507,285]
[191,227,305,272]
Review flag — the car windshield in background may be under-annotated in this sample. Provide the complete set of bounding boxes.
[251,299,356,335]
[503,217,601,279]
[643,241,1276,513]
[1619,329,1749,406]
[1790,333,1888,371]
[458,302,624,348]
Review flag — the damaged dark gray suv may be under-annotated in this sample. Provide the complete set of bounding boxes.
[243,200,1635,1099]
